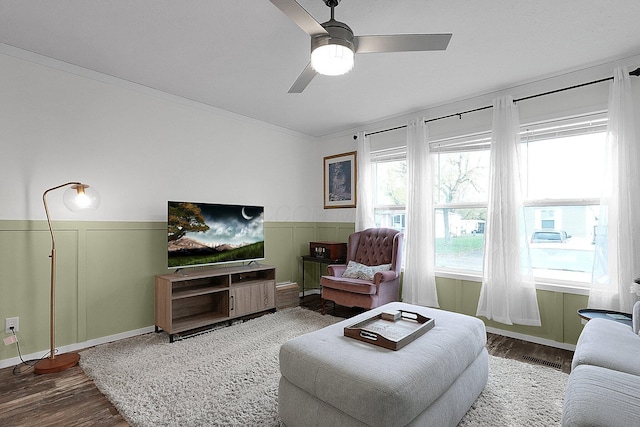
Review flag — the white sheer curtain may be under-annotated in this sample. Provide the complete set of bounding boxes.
[476,96,541,326]
[589,67,640,313]
[355,130,376,231]
[402,118,439,307]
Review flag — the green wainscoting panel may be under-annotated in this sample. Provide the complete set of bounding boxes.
[0,220,357,364]
[3,218,589,365]
[264,223,296,284]
[434,277,459,310]
[85,224,166,340]
[264,222,354,292]
[436,277,585,346]
[460,280,483,316]
[1,222,82,361]
[293,224,317,292]
[479,289,560,343]
[316,224,353,244]
[563,293,589,344]
[46,229,81,346]
[435,278,482,316]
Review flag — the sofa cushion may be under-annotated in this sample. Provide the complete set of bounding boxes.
[342,261,391,281]
[563,364,640,427]
[572,318,640,375]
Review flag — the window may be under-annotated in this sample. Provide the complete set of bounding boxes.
[521,114,607,285]
[433,137,491,272]
[372,148,407,232]
[370,112,607,287]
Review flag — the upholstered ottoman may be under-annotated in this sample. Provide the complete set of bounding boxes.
[278,302,488,427]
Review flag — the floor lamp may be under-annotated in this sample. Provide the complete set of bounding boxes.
[34,182,100,375]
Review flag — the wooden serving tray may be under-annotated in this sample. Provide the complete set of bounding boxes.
[344,310,435,350]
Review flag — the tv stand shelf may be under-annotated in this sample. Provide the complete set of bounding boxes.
[172,285,227,299]
[155,264,276,342]
[172,312,229,333]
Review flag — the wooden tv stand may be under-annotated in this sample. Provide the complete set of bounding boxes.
[155,264,276,342]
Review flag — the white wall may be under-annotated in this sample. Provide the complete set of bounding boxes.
[0,51,319,223]
[314,134,359,223]
[320,56,640,152]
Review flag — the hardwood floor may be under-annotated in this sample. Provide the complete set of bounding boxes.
[0,296,574,426]
[486,331,574,374]
[0,363,127,427]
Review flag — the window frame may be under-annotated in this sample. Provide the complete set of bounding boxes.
[370,111,608,291]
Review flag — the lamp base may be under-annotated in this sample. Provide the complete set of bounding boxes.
[34,352,80,375]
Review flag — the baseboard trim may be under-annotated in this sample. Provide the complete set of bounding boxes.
[0,326,156,370]
[486,326,576,352]
[1,319,576,369]
[301,288,321,297]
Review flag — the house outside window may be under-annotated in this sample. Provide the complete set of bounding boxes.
[371,112,608,288]
[521,113,607,286]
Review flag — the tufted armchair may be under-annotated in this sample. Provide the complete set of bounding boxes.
[320,228,403,314]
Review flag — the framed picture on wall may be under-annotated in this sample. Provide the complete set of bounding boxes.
[324,151,357,209]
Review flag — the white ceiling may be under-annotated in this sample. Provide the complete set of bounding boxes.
[1,0,640,138]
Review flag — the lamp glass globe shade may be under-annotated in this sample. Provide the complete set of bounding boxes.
[63,185,100,212]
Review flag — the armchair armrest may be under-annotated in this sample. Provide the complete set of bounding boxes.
[327,264,347,277]
[373,270,398,284]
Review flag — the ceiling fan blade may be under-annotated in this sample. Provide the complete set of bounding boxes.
[288,62,317,93]
[269,0,328,36]
[355,34,452,53]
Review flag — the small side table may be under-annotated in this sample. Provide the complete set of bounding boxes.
[301,256,345,298]
[577,309,633,327]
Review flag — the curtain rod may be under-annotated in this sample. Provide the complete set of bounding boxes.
[361,66,640,138]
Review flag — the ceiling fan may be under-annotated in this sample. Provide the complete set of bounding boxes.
[269,0,452,93]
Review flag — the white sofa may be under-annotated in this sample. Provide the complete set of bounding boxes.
[562,302,640,426]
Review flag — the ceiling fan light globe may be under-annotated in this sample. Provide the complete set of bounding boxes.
[311,43,354,76]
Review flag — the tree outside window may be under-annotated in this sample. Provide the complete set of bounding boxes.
[371,112,607,286]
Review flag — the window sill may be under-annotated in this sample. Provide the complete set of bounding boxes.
[534,281,590,296]
[434,269,482,282]
[433,269,590,296]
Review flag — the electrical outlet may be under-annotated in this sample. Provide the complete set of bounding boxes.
[5,317,19,334]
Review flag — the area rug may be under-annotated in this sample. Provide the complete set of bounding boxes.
[80,307,568,426]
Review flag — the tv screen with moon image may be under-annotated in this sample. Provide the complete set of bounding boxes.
[167,201,265,269]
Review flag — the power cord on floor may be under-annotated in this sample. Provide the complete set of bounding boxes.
[8,327,42,375]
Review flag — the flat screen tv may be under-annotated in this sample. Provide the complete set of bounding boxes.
[167,201,264,269]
